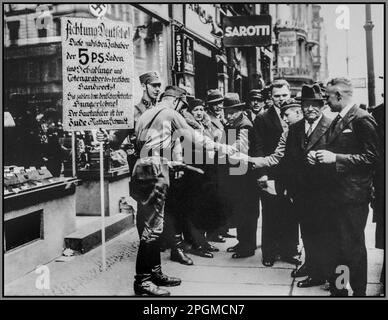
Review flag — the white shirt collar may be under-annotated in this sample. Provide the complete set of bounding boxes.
[305,114,323,134]
[339,102,354,118]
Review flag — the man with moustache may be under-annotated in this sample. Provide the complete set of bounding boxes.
[314,77,380,296]
[281,84,333,287]
[251,79,300,267]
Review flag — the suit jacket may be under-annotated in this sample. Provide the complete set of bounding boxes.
[251,105,284,179]
[324,104,380,205]
[282,115,332,201]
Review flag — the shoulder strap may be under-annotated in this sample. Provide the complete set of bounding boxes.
[144,107,168,131]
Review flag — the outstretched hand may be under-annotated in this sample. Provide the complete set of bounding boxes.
[96,129,108,143]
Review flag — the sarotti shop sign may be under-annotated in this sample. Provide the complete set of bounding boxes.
[222,15,272,47]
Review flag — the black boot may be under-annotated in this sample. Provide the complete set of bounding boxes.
[134,274,170,296]
[151,265,182,287]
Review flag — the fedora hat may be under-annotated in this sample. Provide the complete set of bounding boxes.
[222,93,245,109]
[297,84,325,102]
[206,89,224,105]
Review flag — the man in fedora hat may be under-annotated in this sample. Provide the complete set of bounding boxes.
[129,86,237,296]
[251,79,300,267]
[221,93,259,258]
[246,89,266,123]
[282,83,334,288]
[315,78,380,296]
[205,89,225,143]
[204,88,231,243]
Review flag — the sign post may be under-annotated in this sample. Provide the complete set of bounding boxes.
[61,16,134,270]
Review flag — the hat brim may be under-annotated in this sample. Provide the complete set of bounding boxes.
[207,97,224,105]
[297,97,325,102]
[250,95,264,100]
[148,80,162,85]
[222,102,245,109]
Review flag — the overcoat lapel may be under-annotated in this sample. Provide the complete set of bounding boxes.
[327,104,358,144]
[305,115,332,151]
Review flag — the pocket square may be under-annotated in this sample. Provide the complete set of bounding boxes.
[343,129,352,133]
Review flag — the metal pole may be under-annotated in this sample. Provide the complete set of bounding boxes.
[71,132,76,177]
[364,4,376,107]
[345,29,349,77]
[100,140,106,271]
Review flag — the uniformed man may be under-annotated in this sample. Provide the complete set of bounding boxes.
[102,71,162,163]
[135,71,162,121]
[130,86,236,296]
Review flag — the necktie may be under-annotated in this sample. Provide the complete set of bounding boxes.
[329,114,342,134]
[306,123,314,137]
[304,123,314,148]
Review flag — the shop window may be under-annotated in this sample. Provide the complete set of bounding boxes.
[37,26,47,38]
[4,210,43,252]
[53,17,61,36]
[7,20,20,42]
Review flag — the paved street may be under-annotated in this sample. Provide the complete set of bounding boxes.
[5,210,384,297]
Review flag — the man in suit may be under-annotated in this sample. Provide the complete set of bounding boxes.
[222,93,259,258]
[282,84,333,288]
[314,77,380,296]
[251,79,300,267]
[245,89,266,123]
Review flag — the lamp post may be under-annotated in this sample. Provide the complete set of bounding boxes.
[364,4,376,107]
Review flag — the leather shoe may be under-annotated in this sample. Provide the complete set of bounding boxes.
[297,277,325,288]
[291,264,309,278]
[203,242,219,252]
[207,234,226,243]
[134,281,170,296]
[227,245,238,253]
[330,289,349,297]
[232,251,254,259]
[171,248,194,265]
[281,255,302,265]
[189,246,213,258]
[151,272,182,287]
[262,259,275,267]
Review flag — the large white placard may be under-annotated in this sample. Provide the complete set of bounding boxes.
[61,17,134,131]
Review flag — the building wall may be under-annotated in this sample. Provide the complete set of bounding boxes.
[271,4,328,94]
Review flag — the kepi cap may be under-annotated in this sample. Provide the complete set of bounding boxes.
[139,71,161,85]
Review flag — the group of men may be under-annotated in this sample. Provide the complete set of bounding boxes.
[98,71,381,297]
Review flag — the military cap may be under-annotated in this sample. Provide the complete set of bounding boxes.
[162,86,188,106]
[249,89,263,100]
[139,71,161,85]
[280,98,301,116]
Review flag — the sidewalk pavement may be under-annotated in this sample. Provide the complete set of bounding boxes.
[4,210,384,297]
